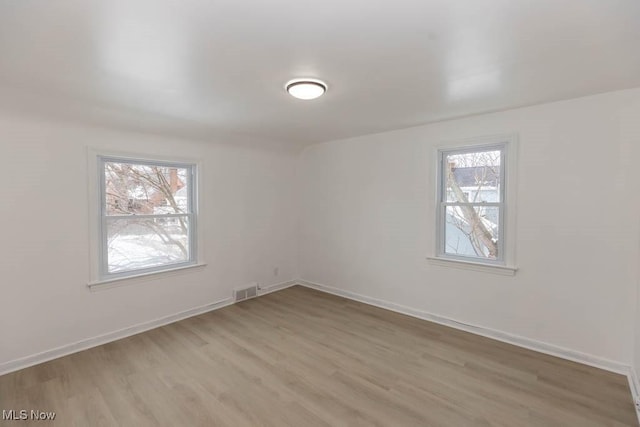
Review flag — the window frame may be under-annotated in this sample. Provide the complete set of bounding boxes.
[88,150,203,287]
[431,135,517,273]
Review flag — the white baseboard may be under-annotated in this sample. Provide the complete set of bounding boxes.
[258,279,298,296]
[0,297,233,377]
[0,278,301,377]
[297,279,629,375]
[627,366,640,422]
[3,276,637,419]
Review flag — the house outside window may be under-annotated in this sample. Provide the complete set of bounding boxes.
[436,139,514,267]
[98,156,198,280]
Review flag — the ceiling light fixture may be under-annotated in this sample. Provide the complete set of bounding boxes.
[285,79,327,100]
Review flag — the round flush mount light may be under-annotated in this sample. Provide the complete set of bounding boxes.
[285,79,327,100]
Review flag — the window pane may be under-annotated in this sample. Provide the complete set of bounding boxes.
[445,150,501,202]
[104,161,190,215]
[444,206,499,260]
[106,216,190,273]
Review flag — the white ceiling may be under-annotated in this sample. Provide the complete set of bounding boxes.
[1,0,639,145]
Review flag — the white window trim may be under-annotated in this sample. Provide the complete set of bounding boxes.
[87,263,208,290]
[427,134,518,274]
[87,148,205,288]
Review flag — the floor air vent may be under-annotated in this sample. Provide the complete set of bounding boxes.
[234,284,258,302]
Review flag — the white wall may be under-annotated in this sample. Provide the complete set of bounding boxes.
[0,113,299,367]
[299,88,640,366]
[635,268,640,395]
[3,87,640,377]
[634,169,640,387]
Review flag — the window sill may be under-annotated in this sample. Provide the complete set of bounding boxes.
[426,257,517,276]
[88,263,207,291]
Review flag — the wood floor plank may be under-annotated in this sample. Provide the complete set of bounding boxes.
[0,285,636,426]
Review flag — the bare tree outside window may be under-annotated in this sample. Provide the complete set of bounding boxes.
[100,159,196,276]
[439,146,504,262]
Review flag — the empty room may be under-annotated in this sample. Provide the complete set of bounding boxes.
[1,0,640,425]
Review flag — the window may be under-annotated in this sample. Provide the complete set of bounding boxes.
[436,142,508,265]
[98,156,197,280]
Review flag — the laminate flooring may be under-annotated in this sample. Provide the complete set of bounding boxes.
[0,286,636,426]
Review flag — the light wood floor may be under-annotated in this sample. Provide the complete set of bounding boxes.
[0,286,637,426]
